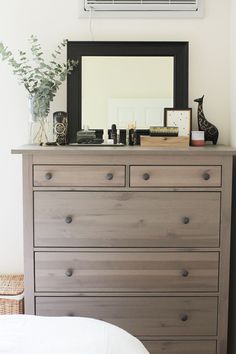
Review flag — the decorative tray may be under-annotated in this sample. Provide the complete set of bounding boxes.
[69,143,125,147]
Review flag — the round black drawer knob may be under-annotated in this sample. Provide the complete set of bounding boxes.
[68,313,75,317]
[182,217,190,225]
[143,173,150,181]
[65,216,73,224]
[45,172,52,180]
[203,172,210,181]
[65,269,73,277]
[180,314,188,322]
[106,173,114,180]
[181,270,189,277]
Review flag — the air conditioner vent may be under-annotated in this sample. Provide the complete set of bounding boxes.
[79,0,203,17]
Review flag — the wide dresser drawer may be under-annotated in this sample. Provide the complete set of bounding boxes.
[34,191,220,248]
[33,165,126,187]
[142,340,216,354]
[35,252,219,293]
[130,165,221,187]
[35,296,218,337]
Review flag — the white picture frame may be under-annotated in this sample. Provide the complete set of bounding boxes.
[164,108,192,137]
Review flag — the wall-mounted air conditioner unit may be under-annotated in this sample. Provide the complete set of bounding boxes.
[79,0,203,18]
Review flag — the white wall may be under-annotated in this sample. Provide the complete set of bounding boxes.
[0,0,231,272]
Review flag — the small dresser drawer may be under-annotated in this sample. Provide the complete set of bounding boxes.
[34,191,220,248]
[33,165,125,187]
[36,296,218,337]
[35,252,219,293]
[130,165,221,187]
[142,340,216,354]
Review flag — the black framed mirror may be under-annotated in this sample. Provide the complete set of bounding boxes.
[67,41,189,143]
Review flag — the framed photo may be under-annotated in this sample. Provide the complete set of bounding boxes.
[164,108,192,137]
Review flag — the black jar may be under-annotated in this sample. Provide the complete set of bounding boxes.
[53,111,68,145]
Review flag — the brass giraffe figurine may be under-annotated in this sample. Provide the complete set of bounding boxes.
[194,95,219,145]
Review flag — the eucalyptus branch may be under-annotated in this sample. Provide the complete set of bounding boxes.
[0,36,79,117]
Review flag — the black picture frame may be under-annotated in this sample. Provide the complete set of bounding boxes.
[67,41,189,143]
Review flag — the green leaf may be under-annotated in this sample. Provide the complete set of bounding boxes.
[0,35,78,110]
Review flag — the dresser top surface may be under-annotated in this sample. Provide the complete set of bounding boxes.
[12,144,236,156]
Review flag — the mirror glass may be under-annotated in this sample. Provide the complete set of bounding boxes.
[81,56,174,130]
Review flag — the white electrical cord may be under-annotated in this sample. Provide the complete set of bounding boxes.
[89,7,95,41]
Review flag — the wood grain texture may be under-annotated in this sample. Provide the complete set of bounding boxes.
[33,292,220,297]
[34,251,219,293]
[33,165,125,187]
[35,296,218,337]
[34,191,220,248]
[22,155,35,314]
[140,136,189,148]
[142,340,216,354]
[217,156,233,354]
[13,146,234,354]
[32,154,224,166]
[130,165,221,187]
[11,144,236,156]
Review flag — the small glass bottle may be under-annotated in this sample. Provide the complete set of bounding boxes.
[103,128,108,144]
[126,128,129,145]
[128,122,136,145]
[117,129,120,144]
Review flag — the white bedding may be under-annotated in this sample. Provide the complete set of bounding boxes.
[0,315,149,354]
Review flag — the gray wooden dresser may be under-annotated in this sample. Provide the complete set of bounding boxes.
[12,145,235,354]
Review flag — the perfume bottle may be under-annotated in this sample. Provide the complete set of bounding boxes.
[111,124,117,144]
[128,122,136,145]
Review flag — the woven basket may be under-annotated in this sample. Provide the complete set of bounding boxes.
[0,275,24,315]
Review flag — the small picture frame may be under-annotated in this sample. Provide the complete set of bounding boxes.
[164,108,192,137]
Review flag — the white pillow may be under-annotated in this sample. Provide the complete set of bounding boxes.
[0,315,149,354]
